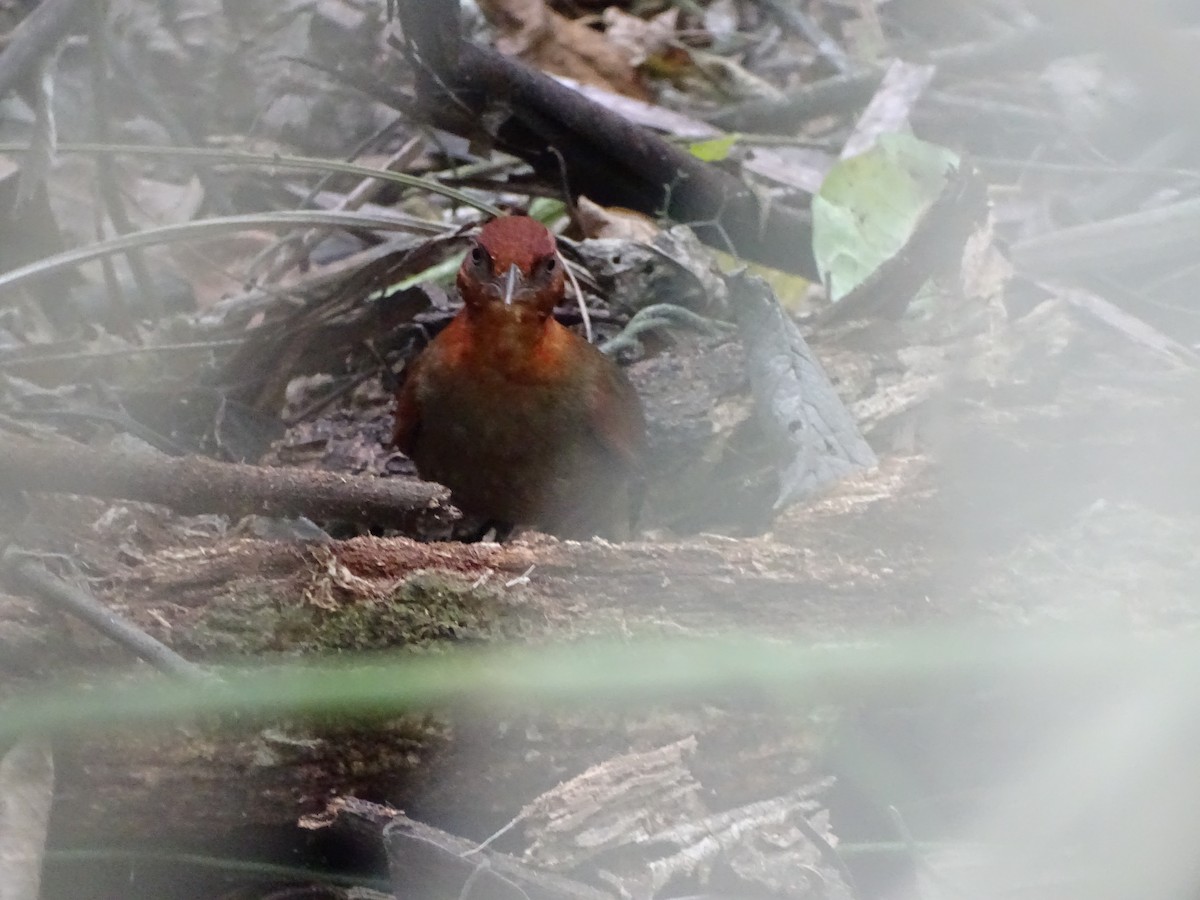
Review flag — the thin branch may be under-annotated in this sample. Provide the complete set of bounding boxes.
[2,548,210,681]
[0,432,457,531]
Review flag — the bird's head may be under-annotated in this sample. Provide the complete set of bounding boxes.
[457,215,566,322]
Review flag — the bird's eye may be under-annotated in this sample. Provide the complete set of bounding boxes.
[543,257,557,273]
[469,246,486,266]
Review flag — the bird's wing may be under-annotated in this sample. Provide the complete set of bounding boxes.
[587,363,647,472]
[586,362,648,531]
[391,357,424,453]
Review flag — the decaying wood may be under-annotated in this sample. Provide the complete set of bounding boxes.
[519,736,706,869]
[385,812,612,900]
[316,744,844,900]
[511,734,848,900]
[0,431,456,532]
[32,497,917,848]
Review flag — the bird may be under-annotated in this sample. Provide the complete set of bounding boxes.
[392,215,647,540]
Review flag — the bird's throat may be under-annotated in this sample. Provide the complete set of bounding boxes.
[459,307,568,383]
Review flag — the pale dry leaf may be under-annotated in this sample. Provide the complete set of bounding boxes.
[552,75,718,138]
[0,738,54,900]
[960,218,1013,304]
[477,0,551,55]
[169,231,280,309]
[703,0,742,47]
[601,6,678,67]
[125,174,206,229]
[841,59,936,160]
[576,196,661,242]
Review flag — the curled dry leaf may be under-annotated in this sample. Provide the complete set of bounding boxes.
[476,0,650,100]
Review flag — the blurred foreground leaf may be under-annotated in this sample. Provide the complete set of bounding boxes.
[0,632,1192,740]
[689,133,740,162]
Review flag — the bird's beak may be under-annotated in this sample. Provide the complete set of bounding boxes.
[502,263,522,306]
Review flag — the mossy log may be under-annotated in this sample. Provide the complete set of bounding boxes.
[8,296,1200,855]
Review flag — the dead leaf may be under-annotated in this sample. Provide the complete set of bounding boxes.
[601,7,678,67]
[960,217,1013,305]
[841,59,936,160]
[125,174,205,229]
[576,196,661,242]
[477,0,650,100]
[0,738,54,900]
[478,0,551,55]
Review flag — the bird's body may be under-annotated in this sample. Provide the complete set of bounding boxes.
[392,216,646,539]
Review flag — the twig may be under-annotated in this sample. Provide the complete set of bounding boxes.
[599,303,735,356]
[2,548,210,681]
[254,134,428,286]
[559,249,593,344]
[1010,194,1200,277]
[383,811,611,900]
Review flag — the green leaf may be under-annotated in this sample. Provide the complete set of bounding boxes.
[527,197,567,225]
[812,133,960,302]
[688,133,740,162]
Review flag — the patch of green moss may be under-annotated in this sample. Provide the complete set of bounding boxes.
[277,569,521,653]
[182,591,283,656]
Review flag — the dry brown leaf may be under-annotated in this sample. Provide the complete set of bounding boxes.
[169,231,280,309]
[576,196,661,242]
[125,174,205,228]
[477,0,650,100]
[479,0,551,55]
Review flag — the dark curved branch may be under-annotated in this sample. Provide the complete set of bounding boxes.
[0,0,89,100]
[393,1,817,278]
